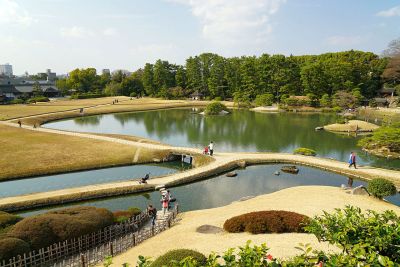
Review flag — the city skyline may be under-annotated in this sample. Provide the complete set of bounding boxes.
[1,0,400,75]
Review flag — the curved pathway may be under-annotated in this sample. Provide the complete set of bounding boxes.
[1,110,400,212]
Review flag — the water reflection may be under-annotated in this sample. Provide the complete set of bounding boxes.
[45,109,400,169]
[17,164,400,217]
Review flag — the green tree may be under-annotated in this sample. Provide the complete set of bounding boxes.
[319,94,331,107]
[142,63,156,96]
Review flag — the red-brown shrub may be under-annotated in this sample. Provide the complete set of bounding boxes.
[112,207,141,223]
[223,210,309,234]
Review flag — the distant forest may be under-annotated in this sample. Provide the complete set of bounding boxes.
[56,50,394,104]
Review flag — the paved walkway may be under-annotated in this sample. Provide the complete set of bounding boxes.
[1,111,400,212]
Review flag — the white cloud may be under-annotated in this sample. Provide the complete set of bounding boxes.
[0,0,33,26]
[103,27,118,36]
[60,26,94,38]
[376,5,400,17]
[325,35,365,46]
[167,0,286,44]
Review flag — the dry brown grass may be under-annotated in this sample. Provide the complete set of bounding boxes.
[324,120,379,132]
[0,124,172,181]
[15,99,213,126]
[1,97,215,122]
[0,97,132,120]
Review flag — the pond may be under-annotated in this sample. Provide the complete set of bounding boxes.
[45,109,400,169]
[17,164,400,217]
[0,162,188,198]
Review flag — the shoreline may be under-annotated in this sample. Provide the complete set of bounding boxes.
[2,152,400,212]
[107,185,400,266]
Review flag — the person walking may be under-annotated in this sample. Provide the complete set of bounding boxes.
[17,120,22,127]
[147,204,157,226]
[209,141,214,156]
[348,152,357,169]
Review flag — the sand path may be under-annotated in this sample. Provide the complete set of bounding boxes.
[107,186,400,266]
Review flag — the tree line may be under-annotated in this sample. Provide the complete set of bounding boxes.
[56,50,390,104]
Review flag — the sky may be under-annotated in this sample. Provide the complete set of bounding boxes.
[1,0,400,75]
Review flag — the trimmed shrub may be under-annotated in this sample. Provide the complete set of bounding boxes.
[255,93,274,107]
[112,207,141,223]
[223,211,309,234]
[70,93,105,99]
[293,147,316,156]
[150,249,207,267]
[27,96,50,103]
[9,99,24,104]
[9,206,114,249]
[204,101,228,115]
[0,238,31,261]
[367,178,397,199]
[0,211,22,229]
[213,96,222,101]
[332,106,342,113]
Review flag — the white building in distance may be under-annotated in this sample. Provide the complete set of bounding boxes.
[0,63,13,77]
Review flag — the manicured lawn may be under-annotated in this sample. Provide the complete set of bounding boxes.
[0,124,168,181]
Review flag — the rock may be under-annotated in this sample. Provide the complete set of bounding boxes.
[155,185,165,190]
[153,158,162,163]
[315,126,324,131]
[238,196,255,201]
[226,172,237,177]
[274,171,280,176]
[351,186,370,196]
[237,160,246,168]
[196,225,223,234]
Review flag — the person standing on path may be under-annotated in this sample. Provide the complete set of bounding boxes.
[147,204,157,226]
[161,193,169,215]
[209,141,214,156]
[348,152,357,169]
[17,120,22,127]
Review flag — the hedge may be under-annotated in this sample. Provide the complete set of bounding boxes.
[9,206,114,249]
[150,249,207,267]
[0,211,22,229]
[0,238,31,261]
[113,207,141,223]
[367,178,397,199]
[70,93,105,99]
[223,210,309,234]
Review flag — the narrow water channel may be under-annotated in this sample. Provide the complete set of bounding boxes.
[17,164,400,217]
[0,162,189,198]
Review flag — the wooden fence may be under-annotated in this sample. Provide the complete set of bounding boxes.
[1,205,179,267]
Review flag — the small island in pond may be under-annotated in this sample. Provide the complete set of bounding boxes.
[324,120,379,133]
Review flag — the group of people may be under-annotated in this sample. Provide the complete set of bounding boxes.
[203,141,214,156]
[348,151,357,169]
[147,189,176,226]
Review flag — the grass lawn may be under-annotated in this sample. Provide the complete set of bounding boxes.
[0,124,170,181]
[0,96,130,120]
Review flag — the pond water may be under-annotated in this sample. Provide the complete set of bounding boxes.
[17,164,400,217]
[45,109,400,169]
[0,162,188,198]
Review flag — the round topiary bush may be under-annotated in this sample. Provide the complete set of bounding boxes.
[0,238,31,261]
[0,211,22,229]
[9,206,114,250]
[223,211,309,234]
[293,148,316,156]
[204,101,228,115]
[367,178,397,199]
[150,249,207,267]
